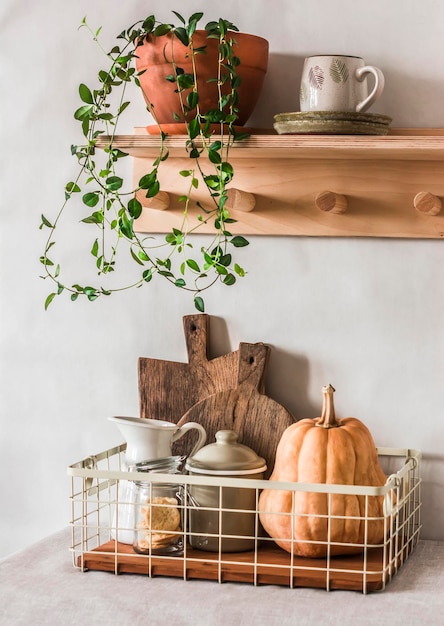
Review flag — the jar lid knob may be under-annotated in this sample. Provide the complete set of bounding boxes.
[215,430,238,444]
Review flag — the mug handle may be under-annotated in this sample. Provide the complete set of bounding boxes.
[355,65,384,113]
[173,422,207,457]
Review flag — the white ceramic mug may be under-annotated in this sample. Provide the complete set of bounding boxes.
[299,55,384,113]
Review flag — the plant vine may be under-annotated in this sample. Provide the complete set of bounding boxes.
[40,11,250,312]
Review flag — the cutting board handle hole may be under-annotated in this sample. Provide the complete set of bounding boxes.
[249,356,255,364]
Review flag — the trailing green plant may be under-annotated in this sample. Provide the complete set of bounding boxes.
[40,11,250,312]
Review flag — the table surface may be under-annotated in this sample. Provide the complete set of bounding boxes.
[1,529,443,626]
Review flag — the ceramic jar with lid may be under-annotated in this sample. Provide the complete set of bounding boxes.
[185,430,267,552]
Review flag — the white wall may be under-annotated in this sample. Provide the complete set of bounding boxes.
[1,0,443,558]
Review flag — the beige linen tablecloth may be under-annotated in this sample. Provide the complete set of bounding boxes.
[1,529,443,625]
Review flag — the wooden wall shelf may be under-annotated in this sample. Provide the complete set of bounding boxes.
[97,128,444,239]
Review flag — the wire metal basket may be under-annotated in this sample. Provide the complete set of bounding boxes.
[68,445,421,593]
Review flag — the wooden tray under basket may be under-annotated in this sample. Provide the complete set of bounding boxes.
[78,540,412,592]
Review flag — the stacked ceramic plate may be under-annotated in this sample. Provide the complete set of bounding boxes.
[273,111,392,135]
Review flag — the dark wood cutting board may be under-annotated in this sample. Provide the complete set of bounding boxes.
[176,342,295,477]
[139,314,241,423]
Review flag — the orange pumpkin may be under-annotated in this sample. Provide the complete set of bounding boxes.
[258,384,389,557]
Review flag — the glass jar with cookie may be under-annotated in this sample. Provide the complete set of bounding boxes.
[132,457,184,556]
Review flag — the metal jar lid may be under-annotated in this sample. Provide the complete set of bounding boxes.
[185,430,267,476]
[128,455,186,474]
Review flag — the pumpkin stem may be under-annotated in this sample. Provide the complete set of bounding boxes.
[317,384,340,428]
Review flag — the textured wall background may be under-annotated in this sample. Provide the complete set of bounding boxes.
[1,0,443,557]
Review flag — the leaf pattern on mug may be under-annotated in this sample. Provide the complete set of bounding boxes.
[329,58,349,83]
[308,65,324,89]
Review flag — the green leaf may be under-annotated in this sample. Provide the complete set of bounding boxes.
[65,182,81,194]
[223,273,236,286]
[194,296,205,312]
[40,255,53,266]
[118,101,130,115]
[82,192,100,208]
[74,104,94,121]
[219,253,232,267]
[91,239,99,257]
[187,91,199,110]
[188,12,204,31]
[79,83,94,104]
[232,130,251,142]
[45,293,56,310]
[209,141,222,152]
[146,180,160,198]
[142,269,153,282]
[154,23,172,36]
[174,278,186,288]
[128,197,142,219]
[171,11,186,24]
[231,75,241,89]
[234,263,246,277]
[174,26,189,46]
[110,148,128,160]
[204,174,221,189]
[220,161,234,178]
[106,175,123,191]
[188,118,200,140]
[119,214,134,239]
[208,149,221,164]
[81,118,90,137]
[40,214,53,229]
[130,247,144,265]
[98,113,114,121]
[139,171,157,189]
[142,16,156,32]
[81,211,103,224]
[186,258,200,272]
[231,235,249,248]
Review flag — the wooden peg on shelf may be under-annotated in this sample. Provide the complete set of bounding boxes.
[315,191,348,214]
[225,188,256,213]
[136,190,170,211]
[413,191,442,216]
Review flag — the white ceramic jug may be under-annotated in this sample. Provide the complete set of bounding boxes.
[108,415,207,468]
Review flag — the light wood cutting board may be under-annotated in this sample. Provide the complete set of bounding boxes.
[176,342,295,477]
[138,314,241,423]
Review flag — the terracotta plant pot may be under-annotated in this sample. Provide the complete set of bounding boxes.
[135,30,269,131]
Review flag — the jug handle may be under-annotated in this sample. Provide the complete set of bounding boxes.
[355,65,384,113]
[172,422,207,457]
